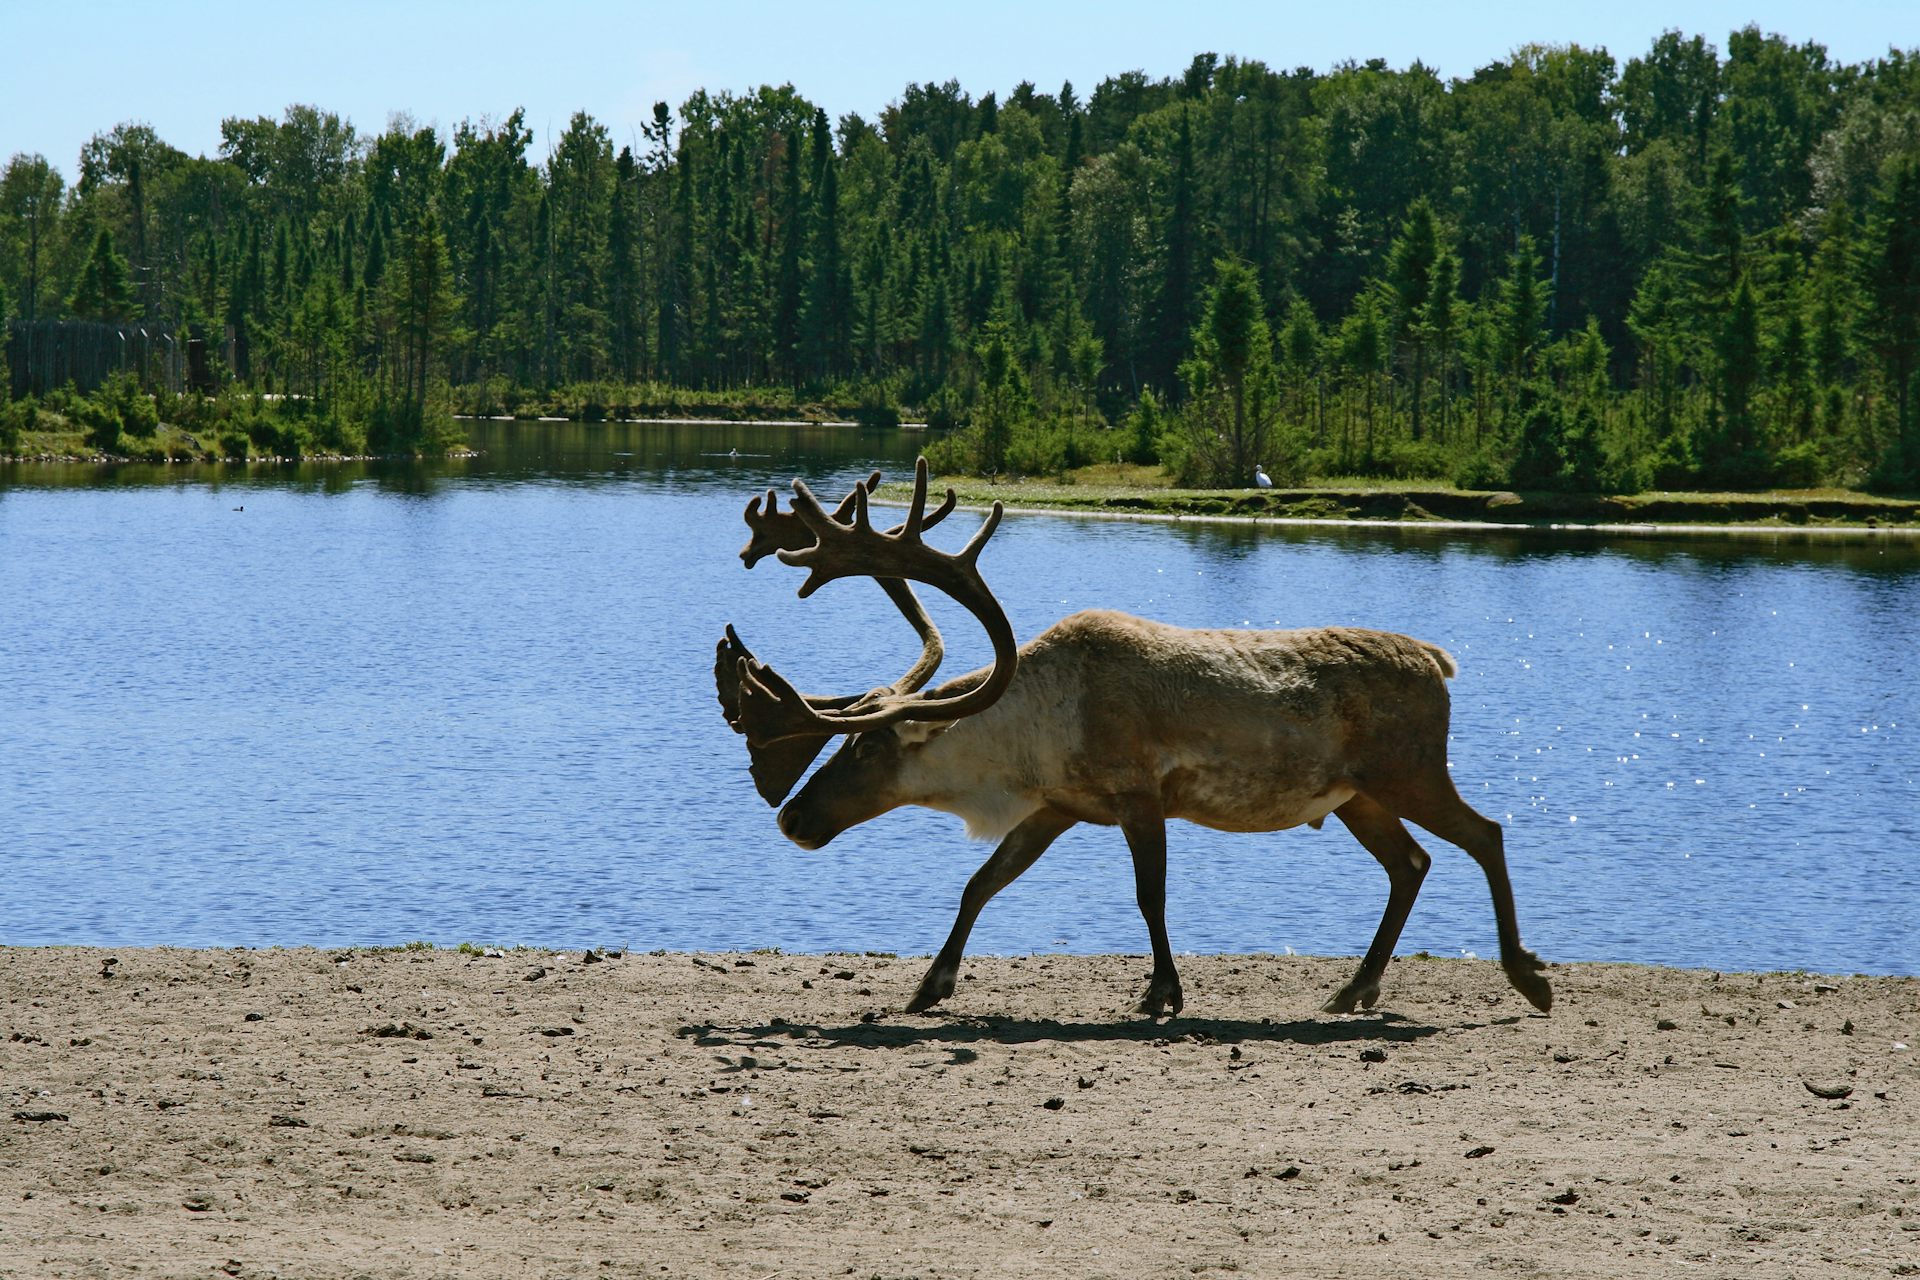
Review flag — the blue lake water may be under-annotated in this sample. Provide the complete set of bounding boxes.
[2,422,1916,975]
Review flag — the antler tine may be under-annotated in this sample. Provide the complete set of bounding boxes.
[734,460,1017,746]
[831,470,883,522]
[920,486,959,532]
[743,471,885,568]
[958,500,1004,566]
[896,456,933,541]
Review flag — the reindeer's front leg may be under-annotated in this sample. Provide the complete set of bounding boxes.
[906,808,1076,1014]
[1119,804,1183,1017]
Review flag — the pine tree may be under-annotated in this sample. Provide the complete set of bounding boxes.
[773,127,805,382]
[1181,257,1277,484]
[1499,235,1547,382]
[1281,299,1323,446]
[1387,198,1439,438]
[1152,107,1197,395]
[608,146,643,382]
[1863,156,1920,479]
[1340,294,1385,463]
[1424,249,1460,440]
[801,111,848,382]
[383,208,458,448]
[69,226,137,320]
[1708,273,1763,482]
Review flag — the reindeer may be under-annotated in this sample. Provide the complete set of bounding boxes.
[715,461,1552,1018]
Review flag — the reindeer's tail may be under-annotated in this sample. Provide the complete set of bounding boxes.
[1420,641,1458,680]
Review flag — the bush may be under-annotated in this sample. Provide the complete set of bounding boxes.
[921,426,976,475]
[1561,403,1604,493]
[311,411,363,455]
[157,387,214,432]
[1648,432,1697,489]
[1124,391,1163,465]
[1509,400,1566,490]
[79,399,122,454]
[1372,437,1454,482]
[0,393,23,455]
[1005,420,1068,476]
[101,373,159,437]
[1771,439,1828,488]
[217,429,251,461]
[1452,443,1511,491]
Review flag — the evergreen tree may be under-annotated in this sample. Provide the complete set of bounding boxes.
[773,127,805,381]
[1705,273,1764,483]
[1180,257,1277,484]
[1499,235,1547,381]
[0,154,64,327]
[1386,197,1439,438]
[802,112,850,381]
[69,226,137,320]
[608,146,644,382]
[382,207,458,448]
[1862,156,1920,480]
[1423,248,1460,440]
[1152,107,1197,395]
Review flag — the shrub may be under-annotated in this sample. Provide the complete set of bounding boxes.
[1372,437,1454,483]
[1561,403,1604,493]
[1509,400,1566,490]
[1648,432,1697,489]
[1124,391,1163,465]
[101,373,159,437]
[1771,439,1828,488]
[1452,444,1511,491]
[0,394,24,455]
[79,398,122,454]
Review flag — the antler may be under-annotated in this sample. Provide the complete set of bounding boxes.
[724,458,1016,748]
[738,468,957,569]
[735,467,955,697]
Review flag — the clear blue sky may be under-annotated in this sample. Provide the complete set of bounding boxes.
[3,0,1915,174]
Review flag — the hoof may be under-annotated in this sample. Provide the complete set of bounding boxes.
[1321,981,1380,1015]
[904,969,954,1014]
[1133,981,1184,1019]
[1508,967,1553,1013]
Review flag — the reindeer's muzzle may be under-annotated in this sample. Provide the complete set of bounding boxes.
[777,801,835,850]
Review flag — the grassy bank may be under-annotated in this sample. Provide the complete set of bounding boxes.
[883,463,1920,531]
[3,398,467,465]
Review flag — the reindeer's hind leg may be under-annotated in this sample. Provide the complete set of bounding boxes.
[1323,792,1431,1014]
[1388,779,1552,1013]
[905,808,1076,1014]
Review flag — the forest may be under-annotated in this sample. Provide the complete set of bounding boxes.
[3,29,1920,491]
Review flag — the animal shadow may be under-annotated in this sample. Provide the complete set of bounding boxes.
[679,1010,1442,1053]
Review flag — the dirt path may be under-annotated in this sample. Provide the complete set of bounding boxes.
[1,947,1914,1278]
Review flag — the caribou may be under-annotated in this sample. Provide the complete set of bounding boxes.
[715,461,1551,1018]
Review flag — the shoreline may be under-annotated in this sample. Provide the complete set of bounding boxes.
[931,499,1920,541]
[4,945,1914,1277]
[878,477,1920,540]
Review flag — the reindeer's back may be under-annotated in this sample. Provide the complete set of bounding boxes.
[1011,611,1456,822]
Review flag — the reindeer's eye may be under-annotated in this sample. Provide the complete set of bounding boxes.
[854,734,887,761]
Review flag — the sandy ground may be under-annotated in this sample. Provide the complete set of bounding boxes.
[0,947,1914,1279]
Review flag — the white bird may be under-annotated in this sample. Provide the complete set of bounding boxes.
[1253,465,1273,489]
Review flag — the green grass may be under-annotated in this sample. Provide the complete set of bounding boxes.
[876,463,1920,530]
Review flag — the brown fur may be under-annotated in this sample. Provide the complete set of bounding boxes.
[776,609,1552,1019]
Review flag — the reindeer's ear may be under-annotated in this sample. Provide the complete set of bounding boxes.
[894,719,953,747]
[746,733,834,806]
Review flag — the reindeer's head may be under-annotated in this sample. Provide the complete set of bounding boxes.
[715,459,1014,848]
